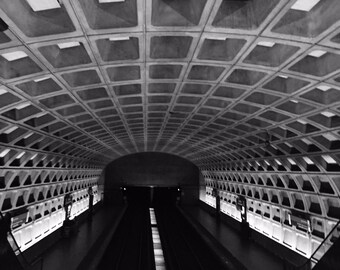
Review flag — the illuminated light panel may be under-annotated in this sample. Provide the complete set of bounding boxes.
[35,112,48,118]
[302,138,312,145]
[0,89,8,95]
[321,111,336,117]
[25,0,61,12]
[4,126,18,134]
[275,159,282,165]
[279,75,288,79]
[322,155,337,164]
[317,85,331,91]
[291,99,299,103]
[99,0,125,3]
[16,102,31,110]
[288,158,296,165]
[323,133,338,141]
[2,51,28,61]
[0,149,10,158]
[23,132,34,139]
[57,41,81,49]
[34,77,50,83]
[30,154,38,160]
[285,142,293,147]
[16,152,26,159]
[109,36,130,41]
[297,119,307,124]
[308,50,327,58]
[206,36,227,41]
[303,157,314,164]
[258,41,275,47]
[291,0,320,12]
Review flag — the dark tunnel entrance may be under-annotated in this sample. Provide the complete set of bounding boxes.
[122,186,181,206]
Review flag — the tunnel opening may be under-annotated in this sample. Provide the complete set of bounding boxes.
[122,186,181,207]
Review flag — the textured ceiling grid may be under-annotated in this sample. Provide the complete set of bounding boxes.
[0,0,339,224]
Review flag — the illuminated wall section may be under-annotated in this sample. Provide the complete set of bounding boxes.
[200,155,340,259]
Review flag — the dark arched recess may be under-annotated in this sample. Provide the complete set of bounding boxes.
[103,152,200,205]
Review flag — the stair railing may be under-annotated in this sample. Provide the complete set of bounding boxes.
[295,218,340,270]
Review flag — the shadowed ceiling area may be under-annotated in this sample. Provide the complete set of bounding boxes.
[0,0,340,257]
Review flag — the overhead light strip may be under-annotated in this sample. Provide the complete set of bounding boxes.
[290,0,320,12]
[308,50,327,58]
[0,89,8,95]
[257,41,275,47]
[99,0,125,3]
[57,41,81,49]
[109,36,130,41]
[2,51,28,61]
[25,0,61,12]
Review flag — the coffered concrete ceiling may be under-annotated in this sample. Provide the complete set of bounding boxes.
[0,0,339,171]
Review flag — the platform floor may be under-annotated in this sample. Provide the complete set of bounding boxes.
[25,205,126,270]
[181,203,306,270]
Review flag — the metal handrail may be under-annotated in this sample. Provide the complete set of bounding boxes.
[295,219,340,270]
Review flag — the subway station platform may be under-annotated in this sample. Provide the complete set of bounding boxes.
[181,202,307,270]
[23,205,126,270]
[22,201,309,270]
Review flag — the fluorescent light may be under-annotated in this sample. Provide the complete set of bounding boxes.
[288,158,296,165]
[275,159,282,165]
[16,152,25,159]
[35,112,48,118]
[57,41,80,49]
[30,154,38,160]
[25,0,61,12]
[321,111,336,117]
[24,132,34,139]
[302,138,312,145]
[323,133,337,141]
[4,126,18,134]
[258,41,275,47]
[297,119,307,124]
[291,99,299,103]
[109,36,130,41]
[0,149,10,158]
[0,89,8,95]
[206,36,227,41]
[2,51,28,61]
[291,0,320,12]
[99,0,125,3]
[322,155,337,164]
[317,85,331,91]
[16,102,31,110]
[308,50,327,58]
[278,75,288,79]
[285,142,293,147]
[34,77,50,82]
[303,157,314,164]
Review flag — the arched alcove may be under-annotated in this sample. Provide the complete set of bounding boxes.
[104,152,200,204]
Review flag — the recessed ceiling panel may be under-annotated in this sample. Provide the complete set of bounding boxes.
[0,0,75,37]
[150,36,192,59]
[151,0,207,27]
[78,0,138,29]
[61,70,101,87]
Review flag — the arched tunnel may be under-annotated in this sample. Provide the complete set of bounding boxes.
[0,0,339,269]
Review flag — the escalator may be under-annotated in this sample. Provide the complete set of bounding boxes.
[99,186,231,270]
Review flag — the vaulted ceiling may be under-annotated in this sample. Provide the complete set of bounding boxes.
[0,0,339,169]
[0,0,340,256]
[0,0,339,171]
